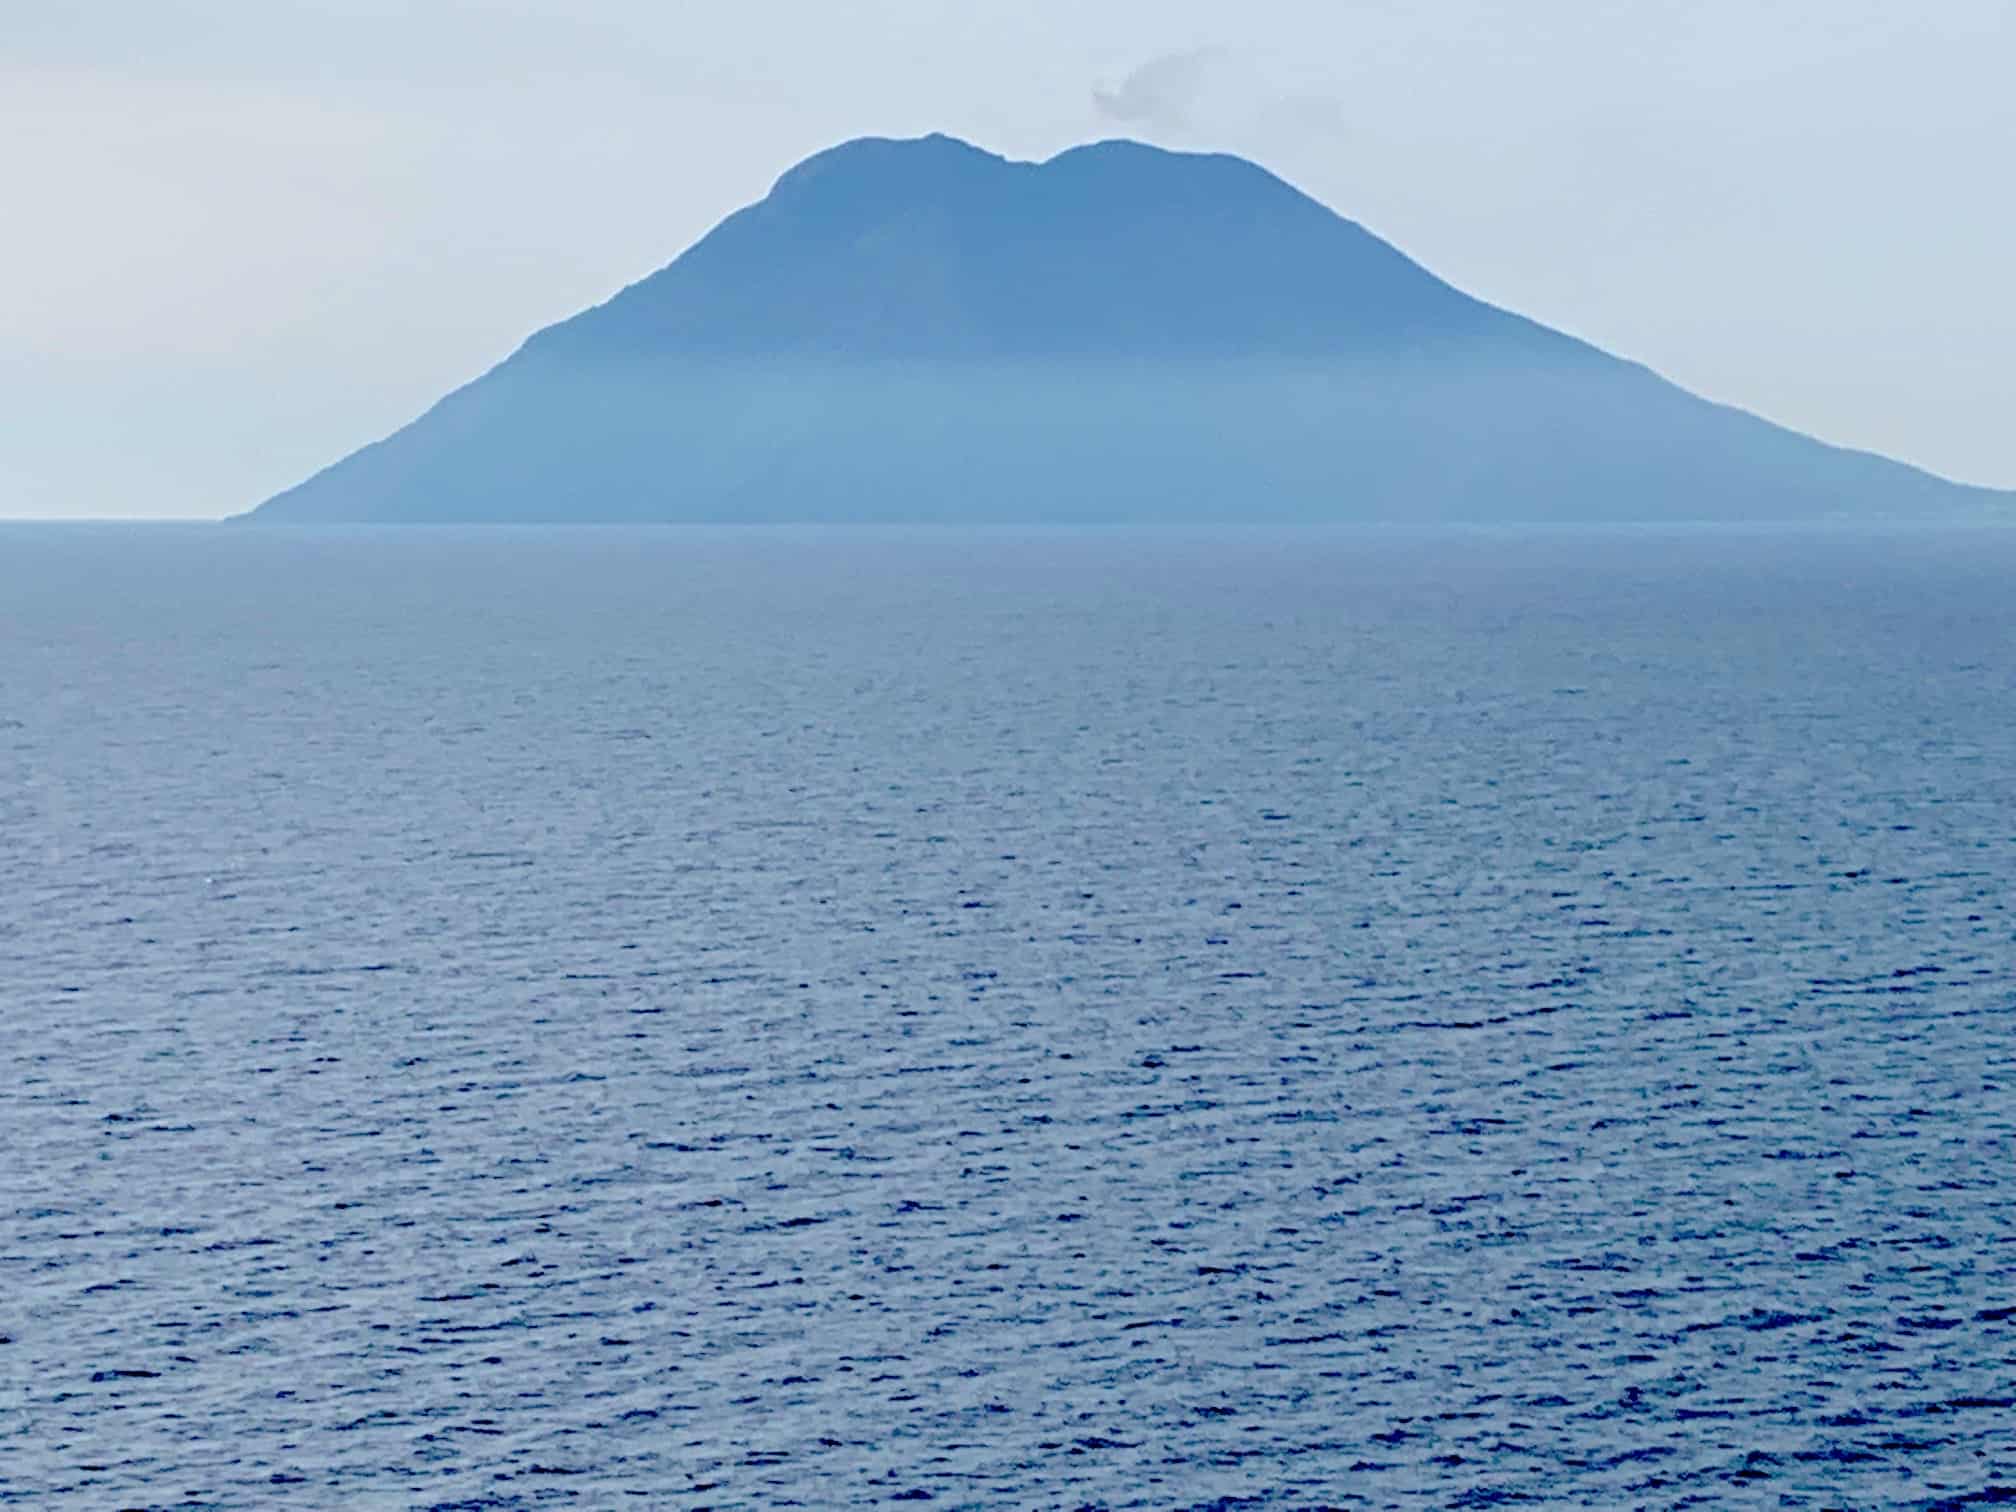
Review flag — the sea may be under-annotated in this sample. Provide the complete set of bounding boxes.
[2,524,2012,1509]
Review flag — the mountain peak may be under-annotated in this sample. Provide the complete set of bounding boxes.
[768,132,1008,199]
[768,132,1300,204]
[530,132,1497,364]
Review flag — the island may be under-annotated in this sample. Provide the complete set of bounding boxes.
[238,134,2008,524]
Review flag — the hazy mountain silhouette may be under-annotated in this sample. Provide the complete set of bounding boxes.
[240,134,2007,524]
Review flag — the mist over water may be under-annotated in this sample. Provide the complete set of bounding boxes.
[4,525,2013,1507]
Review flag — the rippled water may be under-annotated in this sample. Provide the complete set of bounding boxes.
[3,525,2013,1509]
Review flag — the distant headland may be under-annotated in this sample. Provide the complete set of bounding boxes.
[237,134,2008,524]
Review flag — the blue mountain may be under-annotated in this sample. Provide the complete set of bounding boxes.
[239,134,2006,523]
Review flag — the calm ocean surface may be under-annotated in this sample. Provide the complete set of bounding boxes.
[3,525,2013,1509]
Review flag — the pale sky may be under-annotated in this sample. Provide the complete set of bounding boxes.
[6,0,2012,519]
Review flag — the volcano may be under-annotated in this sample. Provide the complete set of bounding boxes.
[239,134,2006,524]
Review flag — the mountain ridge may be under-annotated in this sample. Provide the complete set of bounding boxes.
[239,133,2008,524]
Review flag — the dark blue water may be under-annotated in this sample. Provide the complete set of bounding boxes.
[3,526,2013,1509]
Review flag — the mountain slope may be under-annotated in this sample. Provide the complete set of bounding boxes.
[240,134,2007,524]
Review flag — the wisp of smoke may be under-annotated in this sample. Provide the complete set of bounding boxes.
[1092,48,1221,128]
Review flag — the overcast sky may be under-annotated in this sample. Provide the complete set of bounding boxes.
[6,0,2012,518]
